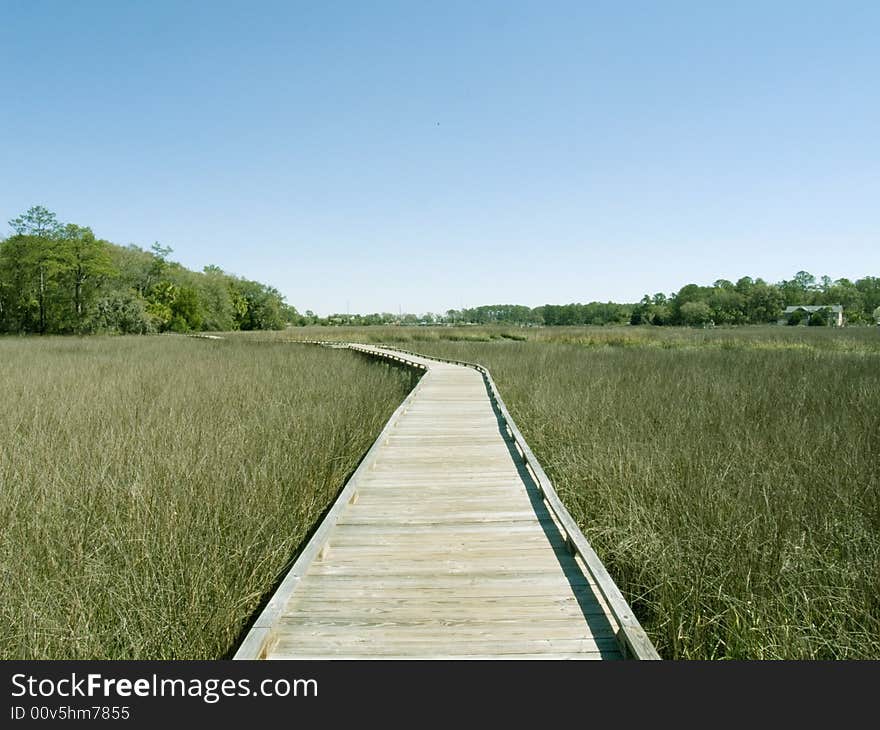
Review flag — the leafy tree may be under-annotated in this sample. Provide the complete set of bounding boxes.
[708,288,745,324]
[793,270,818,292]
[680,300,713,326]
[819,278,864,323]
[779,271,818,306]
[169,286,203,332]
[745,280,783,323]
[197,266,237,330]
[151,242,173,262]
[856,277,880,319]
[106,243,155,297]
[630,295,671,325]
[0,235,45,331]
[145,280,176,331]
[58,224,116,332]
[2,206,66,333]
[9,205,62,238]
[231,278,286,330]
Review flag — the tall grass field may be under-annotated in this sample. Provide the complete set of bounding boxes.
[0,336,412,659]
[3,326,878,659]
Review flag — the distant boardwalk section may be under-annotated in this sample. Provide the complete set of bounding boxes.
[235,344,659,660]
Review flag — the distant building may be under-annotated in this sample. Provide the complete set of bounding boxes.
[779,305,844,327]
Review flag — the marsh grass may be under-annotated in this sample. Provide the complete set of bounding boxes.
[273,323,880,354]
[4,327,878,659]
[389,336,880,659]
[0,336,411,659]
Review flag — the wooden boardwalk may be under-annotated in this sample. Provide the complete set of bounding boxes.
[235,344,659,660]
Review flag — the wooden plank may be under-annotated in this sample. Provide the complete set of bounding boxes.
[279,573,598,591]
[277,615,615,632]
[326,531,563,549]
[336,513,551,525]
[286,589,603,605]
[267,653,612,661]
[269,636,622,657]
[306,559,586,577]
[285,594,608,617]
[311,541,575,558]
[325,522,559,537]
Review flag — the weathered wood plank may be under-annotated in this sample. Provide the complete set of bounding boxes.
[266,652,613,661]
[285,594,608,617]
[306,559,585,576]
[287,573,597,590]
[270,637,622,657]
[312,543,575,559]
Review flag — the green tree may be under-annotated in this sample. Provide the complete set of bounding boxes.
[856,277,880,319]
[708,288,745,324]
[672,283,712,324]
[58,224,116,332]
[197,266,237,330]
[9,205,62,238]
[105,243,155,297]
[734,276,755,295]
[680,300,713,326]
[145,280,176,331]
[169,286,203,332]
[144,242,174,295]
[779,271,818,306]
[3,206,66,333]
[231,278,286,330]
[630,294,672,325]
[819,278,863,324]
[745,280,784,323]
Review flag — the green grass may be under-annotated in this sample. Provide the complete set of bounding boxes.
[387,335,880,659]
[274,322,880,354]
[0,336,412,659]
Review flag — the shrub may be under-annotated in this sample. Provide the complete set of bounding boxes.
[90,292,156,334]
[809,308,829,326]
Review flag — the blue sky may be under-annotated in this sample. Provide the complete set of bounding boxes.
[1,1,877,315]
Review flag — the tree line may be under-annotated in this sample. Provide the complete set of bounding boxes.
[4,206,878,333]
[628,272,880,326]
[0,206,297,334]
[318,273,880,327]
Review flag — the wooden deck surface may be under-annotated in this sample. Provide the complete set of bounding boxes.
[235,344,655,660]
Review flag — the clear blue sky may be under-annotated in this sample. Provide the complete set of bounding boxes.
[1,1,877,315]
